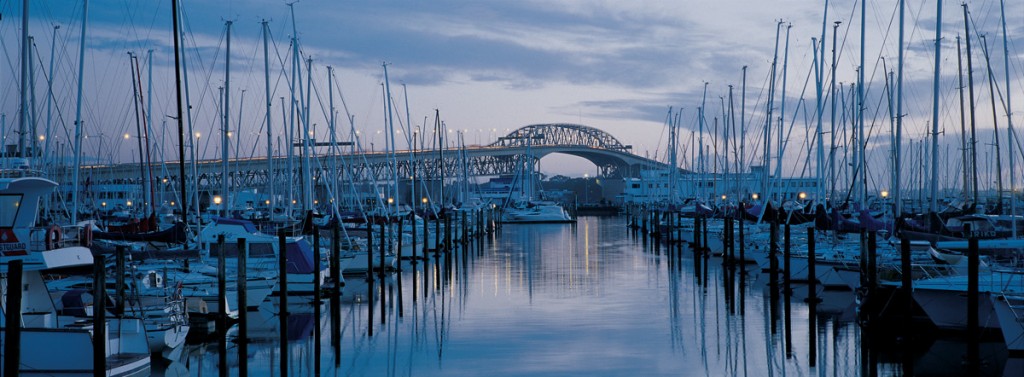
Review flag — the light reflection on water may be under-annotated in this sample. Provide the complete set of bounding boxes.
[166,216,1018,376]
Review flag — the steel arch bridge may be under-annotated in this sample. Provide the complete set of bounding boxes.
[69,123,668,196]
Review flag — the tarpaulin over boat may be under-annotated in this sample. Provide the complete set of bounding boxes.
[285,239,318,274]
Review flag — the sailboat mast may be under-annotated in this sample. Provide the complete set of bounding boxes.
[858,0,866,207]
[894,0,906,219]
[403,84,414,211]
[699,82,708,201]
[981,35,1004,214]
[383,63,399,213]
[929,1,942,213]
[667,107,677,203]
[814,38,826,207]
[222,21,232,217]
[1000,0,1016,235]
[303,57,313,213]
[171,0,187,229]
[436,110,444,207]
[776,24,791,202]
[963,4,979,210]
[262,20,274,217]
[71,0,89,224]
[19,0,29,157]
[328,66,337,218]
[764,21,782,206]
[956,37,970,204]
[829,21,840,202]
[740,66,747,193]
[43,25,58,177]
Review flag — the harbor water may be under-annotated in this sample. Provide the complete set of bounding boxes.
[169,216,1022,376]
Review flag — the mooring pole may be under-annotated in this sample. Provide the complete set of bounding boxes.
[237,237,248,376]
[4,260,24,377]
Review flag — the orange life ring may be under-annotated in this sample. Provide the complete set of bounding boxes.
[81,225,93,247]
[45,225,62,250]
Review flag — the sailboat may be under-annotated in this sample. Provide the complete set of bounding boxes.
[499,128,573,224]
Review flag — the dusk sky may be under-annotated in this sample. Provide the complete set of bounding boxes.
[1,0,1022,192]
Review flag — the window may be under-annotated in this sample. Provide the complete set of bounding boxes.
[250,243,275,258]
[0,195,22,227]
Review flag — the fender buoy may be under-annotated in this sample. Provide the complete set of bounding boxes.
[81,225,93,247]
[45,225,62,250]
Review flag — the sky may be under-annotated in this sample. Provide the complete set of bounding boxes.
[1,0,1023,194]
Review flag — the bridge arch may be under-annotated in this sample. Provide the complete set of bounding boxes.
[488,124,632,152]
[487,123,639,177]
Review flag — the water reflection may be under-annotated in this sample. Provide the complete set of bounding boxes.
[162,216,1022,376]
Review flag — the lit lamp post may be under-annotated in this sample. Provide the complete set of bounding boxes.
[751,193,760,201]
[880,190,890,213]
[798,192,807,201]
[213,195,223,217]
[422,197,428,210]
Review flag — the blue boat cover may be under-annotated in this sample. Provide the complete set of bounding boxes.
[285,239,319,274]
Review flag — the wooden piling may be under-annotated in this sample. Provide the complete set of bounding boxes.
[237,237,248,376]
[396,218,404,267]
[410,213,418,263]
[379,222,387,324]
[738,209,745,268]
[867,231,877,290]
[423,212,430,256]
[93,255,106,377]
[900,237,912,331]
[313,226,322,377]
[217,234,227,377]
[379,222,387,277]
[692,216,700,253]
[278,229,289,376]
[783,221,791,290]
[806,228,820,303]
[366,224,374,282]
[701,214,709,257]
[331,223,341,290]
[115,245,126,315]
[3,260,23,377]
[967,224,979,368]
[445,215,452,252]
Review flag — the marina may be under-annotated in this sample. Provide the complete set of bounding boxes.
[4,1,1024,376]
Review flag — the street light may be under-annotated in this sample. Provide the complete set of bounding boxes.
[798,192,807,200]
[880,190,889,199]
[213,196,222,205]
[751,193,759,201]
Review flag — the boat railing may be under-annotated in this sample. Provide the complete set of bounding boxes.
[29,224,90,251]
